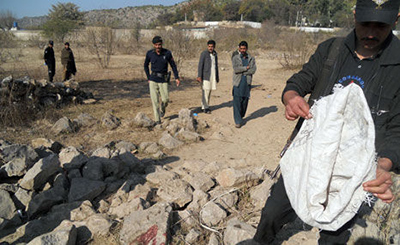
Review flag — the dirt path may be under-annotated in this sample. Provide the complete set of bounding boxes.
[166,53,296,173]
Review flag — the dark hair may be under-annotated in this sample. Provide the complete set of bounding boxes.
[207,40,216,46]
[152,36,163,44]
[238,41,248,48]
[49,40,54,45]
[64,42,70,46]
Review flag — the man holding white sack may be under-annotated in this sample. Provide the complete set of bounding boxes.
[252,0,400,244]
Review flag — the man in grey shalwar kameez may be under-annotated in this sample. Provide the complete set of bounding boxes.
[231,41,256,128]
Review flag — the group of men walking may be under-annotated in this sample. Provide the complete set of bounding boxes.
[144,36,257,127]
[43,41,77,82]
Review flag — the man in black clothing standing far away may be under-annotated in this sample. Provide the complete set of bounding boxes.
[61,42,77,81]
[44,40,55,82]
[245,0,400,244]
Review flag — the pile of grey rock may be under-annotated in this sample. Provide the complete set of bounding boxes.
[0,76,94,107]
[0,139,271,244]
[1,108,399,244]
[0,108,268,244]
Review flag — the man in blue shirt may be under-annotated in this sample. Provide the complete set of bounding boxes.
[144,36,180,123]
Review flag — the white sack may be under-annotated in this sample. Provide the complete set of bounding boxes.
[280,83,376,231]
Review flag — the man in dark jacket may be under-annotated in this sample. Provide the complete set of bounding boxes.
[252,0,400,244]
[144,36,180,123]
[197,40,219,114]
[61,42,77,81]
[44,40,55,82]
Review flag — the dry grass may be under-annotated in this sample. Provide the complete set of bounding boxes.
[0,28,334,152]
[277,30,334,70]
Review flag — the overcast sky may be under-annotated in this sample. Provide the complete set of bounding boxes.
[0,0,185,18]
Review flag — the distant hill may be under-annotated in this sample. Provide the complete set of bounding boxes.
[16,4,181,29]
[17,16,48,29]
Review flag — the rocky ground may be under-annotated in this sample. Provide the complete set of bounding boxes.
[1,49,399,244]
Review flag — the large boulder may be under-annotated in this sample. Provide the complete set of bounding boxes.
[133,112,155,128]
[181,159,209,173]
[178,108,196,132]
[0,201,84,244]
[70,200,96,221]
[186,189,209,212]
[145,166,179,185]
[73,113,98,128]
[27,184,68,218]
[0,183,18,192]
[31,138,63,154]
[68,178,106,202]
[14,188,33,209]
[209,187,239,212]
[250,178,275,210]
[183,171,215,192]
[119,202,172,245]
[0,144,39,177]
[59,146,88,171]
[103,156,130,179]
[215,168,260,188]
[185,229,202,244]
[200,202,227,227]
[115,140,137,152]
[177,128,201,142]
[19,154,60,191]
[139,142,160,154]
[114,149,143,173]
[0,189,21,230]
[158,132,184,150]
[157,179,194,208]
[27,224,77,245]
[82,157,105,181]
[101,111,121,130]
[91,147,111,158]
[51,117,77,135]
[109,197,150,219]
[223,218,257,245]
[84,214,113,236]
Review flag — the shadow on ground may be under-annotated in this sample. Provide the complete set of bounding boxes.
[79,78,199,101]
[245,106,278,123]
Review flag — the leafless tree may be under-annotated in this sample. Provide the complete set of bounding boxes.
[85,27,115,69]
[0,10,16,31]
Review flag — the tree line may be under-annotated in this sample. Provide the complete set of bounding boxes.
[156,0,357,28]
[0,0,358,36]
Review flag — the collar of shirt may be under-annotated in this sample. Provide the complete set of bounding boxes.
[345,29,392,61]
[152,48,166,55]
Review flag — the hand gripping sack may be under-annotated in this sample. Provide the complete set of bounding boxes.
[280,83,376,231]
